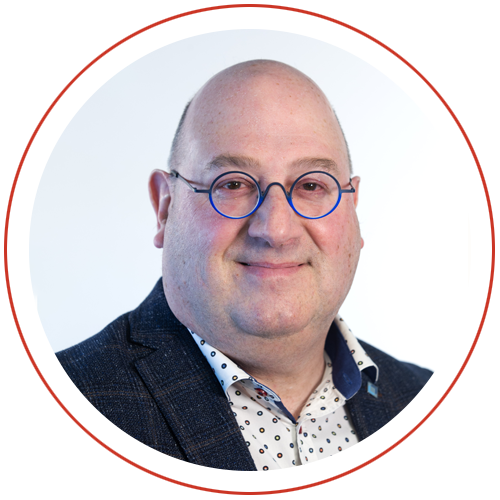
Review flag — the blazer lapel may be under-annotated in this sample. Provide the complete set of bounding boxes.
[129,280,257,471]
[347,364,433,472]
[346,370,395,441]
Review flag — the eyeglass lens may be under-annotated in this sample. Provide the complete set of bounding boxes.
[210,172,340,218]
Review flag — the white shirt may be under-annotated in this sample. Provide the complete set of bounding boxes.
[190,316,378,470]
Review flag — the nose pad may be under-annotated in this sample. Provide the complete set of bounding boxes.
[257,182,293,217]
[259,182,291,209]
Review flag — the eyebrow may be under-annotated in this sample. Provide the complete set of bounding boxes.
[291,157,340,175]
[204,155,340,175]
[204,154,260,171]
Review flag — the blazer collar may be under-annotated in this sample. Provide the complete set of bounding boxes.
[128,279,185,349]
[129,279,256,470]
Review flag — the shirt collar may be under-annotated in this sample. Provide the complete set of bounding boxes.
[189,315,378,402]
[327,316,378,398]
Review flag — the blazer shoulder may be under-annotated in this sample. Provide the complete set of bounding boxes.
[358,338,433,394]
[56,312,152,391]
[359,340,459,428]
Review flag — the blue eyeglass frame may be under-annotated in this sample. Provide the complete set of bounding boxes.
[169,169,356,220]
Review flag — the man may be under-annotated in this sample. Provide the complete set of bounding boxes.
[57,60,432,471]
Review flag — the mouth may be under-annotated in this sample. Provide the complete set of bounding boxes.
[237,261,306,277]
[239,262,305,268]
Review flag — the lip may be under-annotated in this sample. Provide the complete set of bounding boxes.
[240,261,304,268]
[237,261,305,277]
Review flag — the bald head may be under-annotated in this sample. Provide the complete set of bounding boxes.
[168,60,352,175]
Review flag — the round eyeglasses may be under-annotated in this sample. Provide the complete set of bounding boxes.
[169,170,356,219]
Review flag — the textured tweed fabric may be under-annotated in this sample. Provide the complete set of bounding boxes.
[56,279,433,471]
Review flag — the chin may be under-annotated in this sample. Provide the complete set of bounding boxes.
[229,301,314,340]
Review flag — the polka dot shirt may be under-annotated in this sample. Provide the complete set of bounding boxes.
[190,315,378,470]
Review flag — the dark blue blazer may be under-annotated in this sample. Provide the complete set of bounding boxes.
[56,279,432,471]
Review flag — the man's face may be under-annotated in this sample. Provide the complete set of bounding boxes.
[153,66,363,345]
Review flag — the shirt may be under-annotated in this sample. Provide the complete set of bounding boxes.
[190,315,378,470]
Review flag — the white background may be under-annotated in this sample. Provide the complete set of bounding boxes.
[1,2,498,498]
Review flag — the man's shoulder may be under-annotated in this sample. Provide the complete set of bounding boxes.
[357,338,433,414]
[359,338,433,388]
[55,279,184,390]
[56,311,151,390]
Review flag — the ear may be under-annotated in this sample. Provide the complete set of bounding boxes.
[349,175,364,248]
[350,176,361,209]
[148,170,171,249]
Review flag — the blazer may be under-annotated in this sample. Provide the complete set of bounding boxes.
[56,279,433,471]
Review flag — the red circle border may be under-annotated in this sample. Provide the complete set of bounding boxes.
[3,4,496,496]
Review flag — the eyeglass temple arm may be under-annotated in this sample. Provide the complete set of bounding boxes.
[340,178,356,194]
[170,170,355,195]
[169,170,210,193]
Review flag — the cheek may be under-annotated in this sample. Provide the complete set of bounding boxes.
[314,214,362,273]
[167,197,241,281]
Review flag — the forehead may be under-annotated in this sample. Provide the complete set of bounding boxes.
[183,67,350,178]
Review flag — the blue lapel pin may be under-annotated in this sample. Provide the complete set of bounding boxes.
[367,381,378,398]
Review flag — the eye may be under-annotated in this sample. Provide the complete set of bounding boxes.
[223,180,244,190]
[212,175,258,201]
[302,182,321,191]
[295,179,327,193]
[215,178,254,191]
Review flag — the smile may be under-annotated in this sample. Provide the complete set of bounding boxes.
[237,261,305,277]
[239,262,304,268]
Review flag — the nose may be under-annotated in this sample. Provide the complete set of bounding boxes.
[247,184,303,247]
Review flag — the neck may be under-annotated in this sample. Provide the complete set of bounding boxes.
[204,322,332,420]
